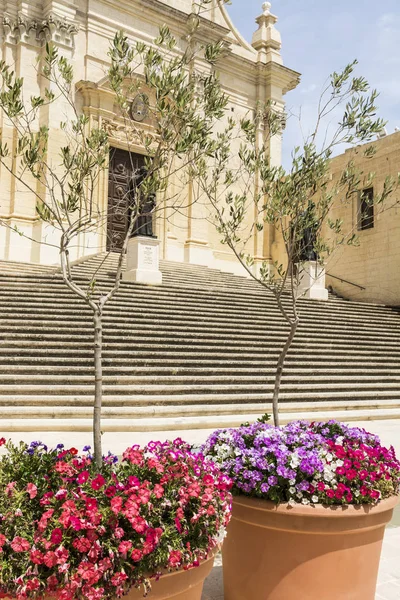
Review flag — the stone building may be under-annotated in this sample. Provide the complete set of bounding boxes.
[0,0,300,274]
[326,131,400,306]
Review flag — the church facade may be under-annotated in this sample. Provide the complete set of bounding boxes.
[0,0,299,274]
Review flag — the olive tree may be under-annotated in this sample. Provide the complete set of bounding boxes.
[0,4,230,463]
[195,60,399,426]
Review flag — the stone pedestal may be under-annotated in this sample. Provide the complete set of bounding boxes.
[296,261,328,301]
[123,236,162,285]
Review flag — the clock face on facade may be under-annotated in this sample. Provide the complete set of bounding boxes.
[130,94,149,122]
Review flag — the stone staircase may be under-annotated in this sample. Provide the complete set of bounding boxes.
[1,253,400,440]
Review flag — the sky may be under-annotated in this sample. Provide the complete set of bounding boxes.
[226,0,400,169]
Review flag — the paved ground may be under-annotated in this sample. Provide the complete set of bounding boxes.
[4,418,400,456]
[202,506,400,600]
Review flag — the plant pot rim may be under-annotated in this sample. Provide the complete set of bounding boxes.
[233,493,399,516]
[141,544,219,583]
[230,494,399,534]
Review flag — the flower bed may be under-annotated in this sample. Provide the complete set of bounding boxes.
[202,420,400,505]
[0,438,232,600]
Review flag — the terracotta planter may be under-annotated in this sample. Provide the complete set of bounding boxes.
[223,495,399,600]
[125,550,217,600]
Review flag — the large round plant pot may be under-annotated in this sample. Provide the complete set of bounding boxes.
[223,495,399,600]
[126,550,217,600]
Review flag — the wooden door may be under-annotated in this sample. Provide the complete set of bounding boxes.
[107,148,146,251]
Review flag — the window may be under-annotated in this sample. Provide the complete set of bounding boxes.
[358,187,374,230]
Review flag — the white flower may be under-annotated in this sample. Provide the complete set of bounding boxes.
[335,459,344,467]
[289,479,296,485]
[336,436,344,445]
[312,495,319,504]
[326,453,333,462]
[288,499,296,507]
[289,487,296,494]
[290,452,300,468]
[301,498,309,505]
[296,492,303,499]
[354,490,360,497]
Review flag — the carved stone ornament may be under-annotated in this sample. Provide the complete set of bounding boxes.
[40,14,79,47]
[3,13,39,44]
[102,118,156,147]
[2,12,79,47]
[130,94,149,123]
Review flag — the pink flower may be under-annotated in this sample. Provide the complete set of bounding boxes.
[69,516,83,531]
[168,550,182,567]
[105,485,116,498]
[317,482,325,492]
[10,537,30,552]
[44,551,58,567]
[359,470,369,480]
[345,469,357,481]
[91,474,106,490]
[326,489,335,499]
[114,527,125,539]
[153,484,164,499]
[0,534,6,548]
[118,541,132,554]
[0,437,6,446]
[77,471,90,484]
[73,538,92,553]
[40,491,54,505]
[130,548,142,562]
[55,489,68,500]
[85,498,98,512]
[111,572,128,586]
[175,517,182,533]
[26,483,37,499]
[111,496,123,514]
[336,466,346,475]
[5,482,16,497]
[30,549,44,564]
[50,528,63,545]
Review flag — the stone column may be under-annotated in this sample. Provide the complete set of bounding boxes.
[251,2,300,276]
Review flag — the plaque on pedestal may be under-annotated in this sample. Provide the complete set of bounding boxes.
[123,236,162,285]
[296,261,328,301]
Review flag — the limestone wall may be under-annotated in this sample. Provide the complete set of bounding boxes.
[325,132,400,305]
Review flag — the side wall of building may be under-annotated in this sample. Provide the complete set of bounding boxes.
[326,132,400,305]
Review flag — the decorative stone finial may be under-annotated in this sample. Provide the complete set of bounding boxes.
[263,2,272,14]
[252,1,282,64]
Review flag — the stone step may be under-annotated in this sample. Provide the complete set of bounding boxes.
[0,356,398,368]
[0,408,399,433]
[1,400,400,420]
[1,346,399,360]
[2,310,399,335]
[0,398,398,411]
[0,333,400,360]
[1,326,398,346]
[0,387,399,400]
[0,281,395,311]
[1,373,400,385]
[0,364,400,378]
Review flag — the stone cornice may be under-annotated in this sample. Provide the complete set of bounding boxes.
[256,61,301,95]
[2,12,79,47]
